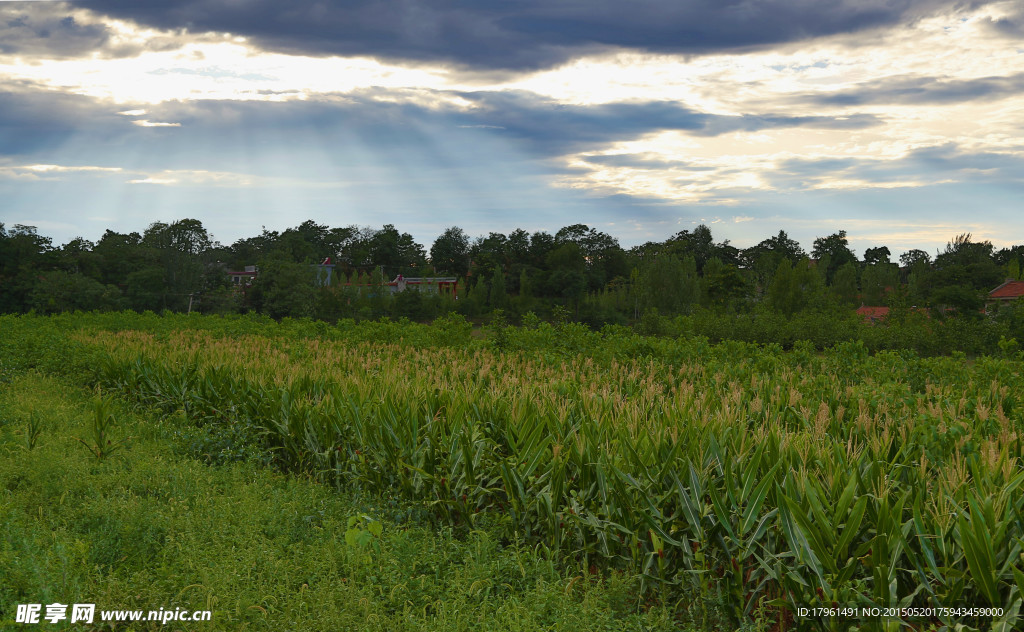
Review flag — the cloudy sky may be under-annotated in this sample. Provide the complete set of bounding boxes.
[1,0,1022,257]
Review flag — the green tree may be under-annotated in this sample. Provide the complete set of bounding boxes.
[812,230,856,284]
[995,245,1024,280]
[554,224,627,291]
[701,257,748,308]
[832,262,860,307]
[861,262,899,306]
[545,242,587,308]
[141,219,215,311]
[767,258,822,315]
[251,259,317,319]
[0,224,54,313]
[931,285,984,318]
[275,220,331,263]
[741,230,805,298]
[460,277,487,318]
[928,233,1002,315]
[506,229,532,268]
[863,246,891,266]
[767,260,798,315]
[1007,259,1022,281]
[430,226,471,277]
[28,271,123,314]
[125,267,166,312]
[640,254,700,314]
[470,232,509,281]
[489,267,507,309]
[368,224,426,276]
[899,249,931,269]
[57,237,102,280]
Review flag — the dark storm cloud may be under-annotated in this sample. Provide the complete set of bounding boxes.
[451,91,708,153]
[154,89,882,159]
[77,0,989,71]
[806,73,1024,107]
[980,5,1024,38]
[435,91,882,154]
[0,82,884,170]
[903,144,1024,176]
[0,4,110,58]
[772,144,1024,188]
[0,85,129,156]
[0,3,191,59]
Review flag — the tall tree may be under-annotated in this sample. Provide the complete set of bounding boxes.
[899,249,931,269]
[368,224,426,275]
[28,271,123,314]
[832,262,860,307]
[812,230,856,284]
[741,229,806,295]
[701,257,748,308]
[861,261,899,306]
[141,219,215,311]
[545,242,587,307]
[0,224,54,312]
[863,246,891,266]
[640,254,700,314]
[489,267,507,309]
[430,226,470,277]
[767,257,823,315]
[250,258,318,319]
[470,232,509,281]
[929,233,1002,315]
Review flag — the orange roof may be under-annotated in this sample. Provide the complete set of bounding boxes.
[856,306,889,322]
[857,306,889,316]
[989,280,1024,299]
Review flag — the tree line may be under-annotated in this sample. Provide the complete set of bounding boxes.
[2,219,1022,329]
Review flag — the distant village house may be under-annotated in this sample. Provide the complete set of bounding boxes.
[386,274,458,295]
[227,265,258,287]
[987,280,1024,311]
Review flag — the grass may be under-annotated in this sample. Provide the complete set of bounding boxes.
[0,372,703,631]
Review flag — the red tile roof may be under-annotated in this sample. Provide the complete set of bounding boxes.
[989,280,1024,299]
[856,306,889,322]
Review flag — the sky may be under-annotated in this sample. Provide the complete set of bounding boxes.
[1,0,1022,258]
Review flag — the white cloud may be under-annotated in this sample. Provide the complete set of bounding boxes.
[128,177,178,185]
[131,120,180,127]
[122,168,350,189]
[24,164,122,173]
[0,163,123,180]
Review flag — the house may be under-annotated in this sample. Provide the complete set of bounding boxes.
[856,306,889,324]
[339,274,459,296]
[312,258,335,287]
[987,280,1024,311]
[227,265,258,287]
[387,275,458,296]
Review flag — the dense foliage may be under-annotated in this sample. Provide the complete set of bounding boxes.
[3,220,1023,345]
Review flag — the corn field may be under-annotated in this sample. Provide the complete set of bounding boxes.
[70,322,1024,630]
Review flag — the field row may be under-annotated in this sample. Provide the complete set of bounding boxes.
[66,320,1024,630]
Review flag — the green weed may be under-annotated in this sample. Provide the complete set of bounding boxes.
[23,410,43,451]
[73,396,131,460]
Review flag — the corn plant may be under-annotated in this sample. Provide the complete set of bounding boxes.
[69,319,1024,630]
[74,396,131,461]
